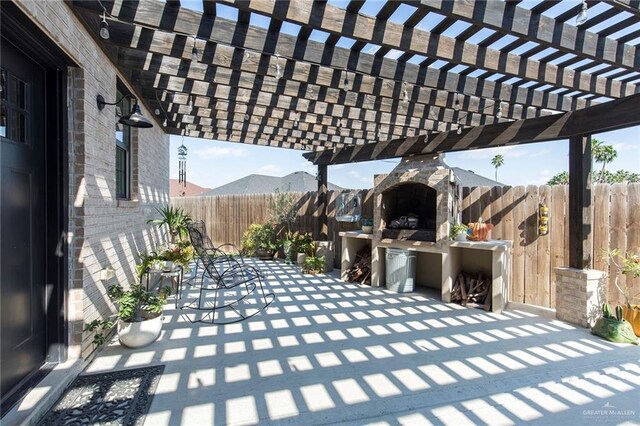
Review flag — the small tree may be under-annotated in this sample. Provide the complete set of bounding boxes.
[547,171,569,185]
[591,138,618,183]
[268,189,299,233]
[491,154,504,182]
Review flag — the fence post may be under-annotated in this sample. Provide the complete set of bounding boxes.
[316,165,328,241]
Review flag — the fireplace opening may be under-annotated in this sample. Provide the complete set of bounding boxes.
[381,183,437,241]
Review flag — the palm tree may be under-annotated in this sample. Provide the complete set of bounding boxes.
[491,154,505,182]
[591,138,618,183]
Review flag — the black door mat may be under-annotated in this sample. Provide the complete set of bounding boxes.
[37,365,164,425]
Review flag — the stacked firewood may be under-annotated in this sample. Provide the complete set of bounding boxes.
[345,248,372,285]
[451,272,492,311]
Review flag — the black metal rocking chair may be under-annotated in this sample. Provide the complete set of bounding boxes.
[180,224,275,324]
[187,220,244,280]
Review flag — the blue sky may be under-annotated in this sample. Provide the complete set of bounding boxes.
[170,126,640,190]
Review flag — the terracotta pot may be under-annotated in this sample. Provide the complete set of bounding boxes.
[468,222,493,241]
[622,305,640,337]
[118,312,163,348]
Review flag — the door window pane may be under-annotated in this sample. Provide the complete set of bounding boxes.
[11,76,27,110]
[0,69,6,100]
[0,105,6,138]
[0,70,6,137]
[12,112,27,143]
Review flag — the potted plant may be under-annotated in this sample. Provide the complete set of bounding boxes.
[467,218,493,241]
[158,241,195,271]
[605,248,640,336]
[361,218,374,234]
[294,232,314,265]
[241,223,280,260]
[85,283,171,348]
[281,230,298,265]
[148,205,192,243]
[135,251,164,279]
[302,255,325,275]
[110,283,171,348]
[450,223,469,241]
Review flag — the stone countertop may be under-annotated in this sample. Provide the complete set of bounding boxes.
[446,239,512,251]
[338,231,374,240]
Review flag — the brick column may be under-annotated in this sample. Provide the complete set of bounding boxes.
[555,267,606,328]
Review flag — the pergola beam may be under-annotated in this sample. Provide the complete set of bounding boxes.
[568,135,593,269]
[117,48,527,123]
[304,93,640,165]
[409,0,639,73]
[220,0,637,98]
[73,0,594,114]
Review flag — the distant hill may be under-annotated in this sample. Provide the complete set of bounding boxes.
[170,179,211,197]
[202,171,343,196]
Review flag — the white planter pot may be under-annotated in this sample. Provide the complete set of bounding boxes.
[117,313,163,348]
[361,225,373,234]
[454,232,468,241]
[296,253,308,265]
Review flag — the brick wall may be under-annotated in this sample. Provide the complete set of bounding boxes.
[15,0,170,358]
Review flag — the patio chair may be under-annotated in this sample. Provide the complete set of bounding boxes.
[181,225,274,324]
[187,220,244,279]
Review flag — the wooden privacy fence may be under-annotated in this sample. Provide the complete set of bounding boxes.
[461,183,640,308]
[171,183,639,309]
[171,190,373,269]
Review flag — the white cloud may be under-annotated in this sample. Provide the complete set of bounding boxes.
[612,142,636,152]
[348,171,360,178]
[257,164,282,175]
[459,146,531,160]
[194,146,248,159]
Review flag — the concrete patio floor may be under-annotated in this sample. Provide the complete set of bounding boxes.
[85,260,640,426]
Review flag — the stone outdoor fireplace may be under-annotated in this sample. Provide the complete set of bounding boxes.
[374,154,460,245]
[341,153,510,314]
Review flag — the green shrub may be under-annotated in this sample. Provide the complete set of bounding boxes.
[241,223,280,255]
[302,255,325,274]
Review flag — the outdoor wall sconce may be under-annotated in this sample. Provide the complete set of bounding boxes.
[538,203,549,236]
[96,94,153,128]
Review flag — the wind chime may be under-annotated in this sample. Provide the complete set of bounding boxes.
[178,139,187,195]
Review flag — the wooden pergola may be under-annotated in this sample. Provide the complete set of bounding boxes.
[71,0,640,269]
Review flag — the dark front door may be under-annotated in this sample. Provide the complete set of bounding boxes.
[0,38,47,399]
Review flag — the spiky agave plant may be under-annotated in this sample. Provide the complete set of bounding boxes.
[148,205,192,243]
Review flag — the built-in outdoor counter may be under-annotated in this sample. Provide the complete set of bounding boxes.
[339,231,374,281]
[445,240,512,313]
[342,237,512,313]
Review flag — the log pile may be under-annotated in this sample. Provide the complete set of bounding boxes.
[451,272,492,311]
[345,248,371,285]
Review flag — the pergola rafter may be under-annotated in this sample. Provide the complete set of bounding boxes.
[70,0,639,151]
[75,0,594,114]
[218,0,637,99]
[407,0,639,72]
